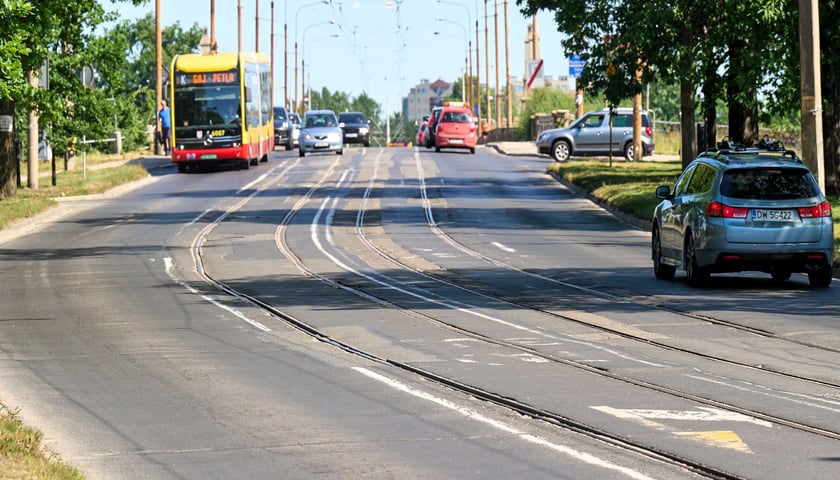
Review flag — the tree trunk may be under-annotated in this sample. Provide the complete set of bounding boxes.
[726,41,759,146]
[0,100,16,199]
[679,24,697,168]
[680,79,697,168]
[822,60,840,195]
[701,32,718,150]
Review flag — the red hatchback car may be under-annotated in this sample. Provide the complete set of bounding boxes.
[434,103,477,154]
[416,120,428,146]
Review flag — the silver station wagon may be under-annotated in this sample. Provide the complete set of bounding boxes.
[651,139,834,287]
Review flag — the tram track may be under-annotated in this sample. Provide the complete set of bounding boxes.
[180,149,840,479]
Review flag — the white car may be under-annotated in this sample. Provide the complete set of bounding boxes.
[299,109,343,157]
[290,112,301,148]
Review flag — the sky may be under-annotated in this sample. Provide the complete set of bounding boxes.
[108,1,573,116]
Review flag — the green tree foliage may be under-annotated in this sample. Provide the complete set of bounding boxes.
[518,0,806,168]
[0,1,33,101]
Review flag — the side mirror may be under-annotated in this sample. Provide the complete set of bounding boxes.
[339,122,345,128]
[655,185,672,200]
[244,87,252,103]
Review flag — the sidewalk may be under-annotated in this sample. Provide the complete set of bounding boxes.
[487,141,679,162]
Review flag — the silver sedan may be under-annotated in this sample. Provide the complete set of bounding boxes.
[299,109,343,157]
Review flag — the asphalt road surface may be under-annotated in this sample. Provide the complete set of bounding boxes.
[2,145,840,480]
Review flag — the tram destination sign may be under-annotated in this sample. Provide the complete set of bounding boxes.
[175,69,239,87]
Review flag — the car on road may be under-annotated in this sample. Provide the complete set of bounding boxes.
[434,104,477,154]
[651,139,834,287]
[273,106,295,151]
[337,111,371,147]
[416,119,428,147]
[424,105,445,148]
[299,109,343,157]
[536,107,654,162]
[289,112,301,149]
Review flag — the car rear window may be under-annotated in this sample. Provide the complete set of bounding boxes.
[720,168,820,200]
[442,110,470,123]
[339,113,366,124]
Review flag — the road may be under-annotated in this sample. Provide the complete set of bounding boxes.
[1,145,839,479]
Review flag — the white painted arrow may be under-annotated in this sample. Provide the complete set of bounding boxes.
[593,406,773,427]
[592,405,773,453]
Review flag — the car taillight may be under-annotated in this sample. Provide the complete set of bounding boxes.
[798,201,832,218]
[645,126,652,137]
[706,201,748,218]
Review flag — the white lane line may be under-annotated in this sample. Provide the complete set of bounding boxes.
[163,257,271,332]
[354,367,657,480]
[164,159,303,332]
[491,241,516,253]
[238,171,270,194]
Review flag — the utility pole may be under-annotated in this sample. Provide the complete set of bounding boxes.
[284,3,289,109]
[210,0,215,49]
[27,71,38,188]
[799,0,824,190]
[484,0,490,128]
[503,0,511,129]
[271,1,275,107]
[474,0,481,131]
[238,0,243,52]
[493,0,500,129]
[256,0,260,52]
[155,0,162,156]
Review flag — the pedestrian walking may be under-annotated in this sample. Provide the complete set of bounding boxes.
[158,100,171,155]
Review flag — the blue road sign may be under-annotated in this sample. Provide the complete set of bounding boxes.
[569,54,585,78]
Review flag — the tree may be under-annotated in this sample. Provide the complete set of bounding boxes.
[0,0,121,197]
[0,0,33,197]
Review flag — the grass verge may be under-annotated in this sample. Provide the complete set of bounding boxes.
[547,159,840,259]
[0,164,149,231]
[0,406,84,479]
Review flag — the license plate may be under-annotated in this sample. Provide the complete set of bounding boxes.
[751,209,793,221]
[346,133,357,138]
[315,142,328,148]
[201,154,217,159]
[450,138,464,144]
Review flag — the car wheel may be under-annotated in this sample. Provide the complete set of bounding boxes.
[298,148,305,157]
[435,146,441,152]
[336,148,343,155]
[250,157,258,166]
[177,163,187,173]
[241,159,250,170]
[551,140,570,162]
[364,141,370,147]
[470,147,475,154]
[685,235,709,287]
[808,265,833,288]
[624,142,635,161]
[652,227,676,281]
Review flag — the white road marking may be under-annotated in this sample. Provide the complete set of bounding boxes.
[355,367,657,480]
[491,241,516,253]
[592,405,768,454]
[237,172,270,194]
[163,257,271,332]
[593,405,772,427]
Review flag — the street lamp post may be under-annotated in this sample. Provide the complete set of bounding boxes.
[301,20,336,112]
[293,0,331,114]
[435,18,468,104]
[436,0,477,120]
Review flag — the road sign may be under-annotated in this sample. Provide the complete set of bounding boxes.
[526,59,544,88]
[569,54,585,78]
